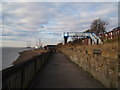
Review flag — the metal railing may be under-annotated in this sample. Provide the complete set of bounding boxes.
[63,32,103,44]
[2,51,52,89]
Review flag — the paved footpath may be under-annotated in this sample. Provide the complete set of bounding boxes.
[29,52,104,88]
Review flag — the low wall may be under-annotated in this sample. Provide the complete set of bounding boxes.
[2,51,52,88]
[60,48,119,88]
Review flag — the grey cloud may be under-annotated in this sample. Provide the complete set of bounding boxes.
[2,2,118,46]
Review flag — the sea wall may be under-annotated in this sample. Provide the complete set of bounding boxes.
[60,45,119,88]
[2,51,52,88]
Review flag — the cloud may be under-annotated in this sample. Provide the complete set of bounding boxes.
[1,0,120,2]
[1,2,118,47]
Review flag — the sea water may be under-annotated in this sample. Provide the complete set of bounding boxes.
[1,47,31,70]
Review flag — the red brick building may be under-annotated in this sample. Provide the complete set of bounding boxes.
[82,27,120,45]
[98,27,120,41]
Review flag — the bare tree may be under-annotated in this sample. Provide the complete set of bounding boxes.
[90,18,108,35]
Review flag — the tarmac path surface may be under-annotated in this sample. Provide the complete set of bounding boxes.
[29,52,104,88]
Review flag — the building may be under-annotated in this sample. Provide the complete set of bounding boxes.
[82,27,120,45]
[45,45,56,52]
[98,27,120,41]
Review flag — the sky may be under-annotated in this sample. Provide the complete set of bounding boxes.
[0,0,119,47]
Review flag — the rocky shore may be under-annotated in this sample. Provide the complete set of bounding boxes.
[13,49,48,65]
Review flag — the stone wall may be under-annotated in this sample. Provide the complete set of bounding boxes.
[60,46,119,88]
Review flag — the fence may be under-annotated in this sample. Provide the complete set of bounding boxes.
[2,51,52,89]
